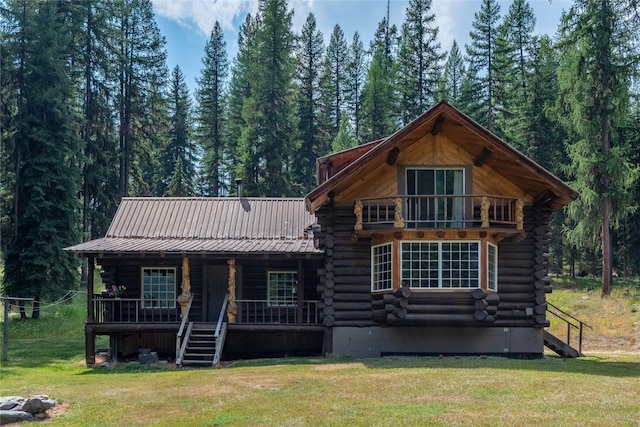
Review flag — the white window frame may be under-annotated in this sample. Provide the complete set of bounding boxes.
[141,267,176,309]
[401,241,481,289]
[371,243,393,292]
[267,271,297,307]
[487,242,498,291]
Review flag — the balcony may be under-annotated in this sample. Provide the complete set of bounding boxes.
[354,195,524,234]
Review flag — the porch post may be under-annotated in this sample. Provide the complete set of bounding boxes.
[227,259,238,323]
[177,256,191,318]
[87,257,95,322]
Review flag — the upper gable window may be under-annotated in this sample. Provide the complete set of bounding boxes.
[405,168,465,228]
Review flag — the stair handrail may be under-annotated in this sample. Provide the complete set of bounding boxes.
[213,322,227,365]
[215,293,229,338]
[175,293,195,366]
[546,301,593,356]
[176,321,194,367]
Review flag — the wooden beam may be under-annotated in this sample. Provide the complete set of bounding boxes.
[387,147,400,165]
[431,115,445,135]
[533,190,555,206]
[473,147,492,167]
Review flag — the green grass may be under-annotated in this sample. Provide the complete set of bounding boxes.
[1,280,639,426]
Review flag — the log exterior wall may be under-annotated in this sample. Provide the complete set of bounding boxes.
[317,203,553,357]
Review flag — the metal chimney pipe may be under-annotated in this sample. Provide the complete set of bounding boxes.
[235,178,243,198]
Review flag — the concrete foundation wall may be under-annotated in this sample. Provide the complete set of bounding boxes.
[333,326,544,358]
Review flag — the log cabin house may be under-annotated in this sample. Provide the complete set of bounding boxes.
[67,101,580,365]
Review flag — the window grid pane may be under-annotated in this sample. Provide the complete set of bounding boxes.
[142,268,176,309]
[372,243,393,291]
[268,271,297,306]
[401,241,480,289]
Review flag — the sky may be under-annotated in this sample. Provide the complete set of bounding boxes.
[151,0,573,92]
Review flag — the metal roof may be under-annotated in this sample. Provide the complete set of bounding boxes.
[66,197,321,256]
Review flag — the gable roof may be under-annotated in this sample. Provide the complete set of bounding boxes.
[65,197,320,256]
[306,101,578,212]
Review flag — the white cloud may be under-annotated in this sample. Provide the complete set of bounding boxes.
[152,0,259,36]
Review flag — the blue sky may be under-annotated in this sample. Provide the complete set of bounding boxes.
[152,0,572,92]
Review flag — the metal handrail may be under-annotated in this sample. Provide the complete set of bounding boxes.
[546,301,593,356]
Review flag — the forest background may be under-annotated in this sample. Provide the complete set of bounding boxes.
[1,0,639,314]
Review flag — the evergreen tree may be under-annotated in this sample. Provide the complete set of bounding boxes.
[162,65,196,196]
[465,0,501,131]
[196,22,229,196]
[557,0,640,296]
[361,18,399,141]
[295,13,324,193]
[331,114,358,152]
[319,24,349,145]
[494,0,536,142]
[237,0,299,196]
[345,32,367,142]
[2,0,81,316]
[226,13,259,194]
[397,0,444,124]
[438,40,466,106]
[113,0,168,197]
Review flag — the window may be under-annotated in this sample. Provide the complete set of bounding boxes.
[268,271,297,306]
[406,168,465,228]
[372,243,393,291]
[142,268,176,308]
[401,241,480,289]
[487,243,498,291]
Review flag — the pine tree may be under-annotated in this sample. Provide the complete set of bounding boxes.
[294,13,324,192]
[237,0,299,196]
[2,0,81,316]
[438,40,466,106]
[226,13,259,194]
[162,65,196,196]
[196,22,229,196]
[332,114,358,152]
[113,0,168,197]
[345,32,367,142]
[397,0,444,124]
[361,18,399,141]
[557,0,640,296]
[465,0,501,131]
[319,24,349,145]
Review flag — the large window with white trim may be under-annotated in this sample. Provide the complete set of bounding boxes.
[401,241,480,289]
[142,267,176,308]
[268,271,297,306]
[372,243,393,291]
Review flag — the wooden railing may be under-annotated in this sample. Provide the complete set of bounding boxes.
[175,293,195,365]
[354,195,524,231]
[235,300,320,324]
[547,301,593,356]
[213,294,229,365]
[92,295,180,323]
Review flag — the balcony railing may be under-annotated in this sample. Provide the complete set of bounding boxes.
[354,195,524,231]
[92,296,180,323]
[235,300,320,325]
[91,296,321,325]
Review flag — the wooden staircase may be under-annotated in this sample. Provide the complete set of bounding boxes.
[176,293,229,368]
[180,322,226,366]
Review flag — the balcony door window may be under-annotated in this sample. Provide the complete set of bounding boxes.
[406,168,465,228]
